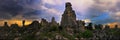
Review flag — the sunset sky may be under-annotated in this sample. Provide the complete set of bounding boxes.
[0,0,120,27]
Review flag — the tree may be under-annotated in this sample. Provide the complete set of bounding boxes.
[86,23,93,30]
[81,30,93,38]
[95,24,103,30]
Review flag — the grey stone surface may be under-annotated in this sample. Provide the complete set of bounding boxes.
[61,2,77,27]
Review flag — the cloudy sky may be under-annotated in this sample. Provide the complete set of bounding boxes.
[0,0,120,27]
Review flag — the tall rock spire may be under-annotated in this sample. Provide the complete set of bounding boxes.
[61,2,77,27]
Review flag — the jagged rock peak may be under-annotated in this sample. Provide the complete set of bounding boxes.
[61,2,77,27]
[65,2,72,7]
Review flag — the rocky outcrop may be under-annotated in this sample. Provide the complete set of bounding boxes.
[3,22,9,31]
[22,20,25,27]
[40,18,49,27]
[29,20,40,29]
[61,2,77,27]
[50,17,58,27]
[76,20,85,31]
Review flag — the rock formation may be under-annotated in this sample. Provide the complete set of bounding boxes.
[3,22,9,32]
[29,20,40,28]
[104,25,110,30]
[76,20,85,31]
[61,2,77,27]
[50,17,58,27]
[28,20,40,31]
[22,20,25,27]
[41,18,49,27]
[10,23,19,32]
[86,23,93,30]
[4,22,9,27]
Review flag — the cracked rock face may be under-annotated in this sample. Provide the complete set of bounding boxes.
[61,2,77,27]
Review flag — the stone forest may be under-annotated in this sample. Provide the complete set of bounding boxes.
[0,2,120,40]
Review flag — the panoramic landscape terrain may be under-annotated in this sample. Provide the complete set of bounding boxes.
[0,0,120,40]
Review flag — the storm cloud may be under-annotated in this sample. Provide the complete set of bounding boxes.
[0,0,43,20]
[0,0,120,26]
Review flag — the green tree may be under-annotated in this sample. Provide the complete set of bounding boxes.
[81,30,93,38]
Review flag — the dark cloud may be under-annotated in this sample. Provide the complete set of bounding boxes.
[23,10,41,16]
[22,10,42,19]
[0,4,23,16]
[0,0,42,20]
[0,0,23,18]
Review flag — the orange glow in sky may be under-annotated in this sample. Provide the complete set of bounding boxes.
[107,22,120,28]
[0,19,32,27]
